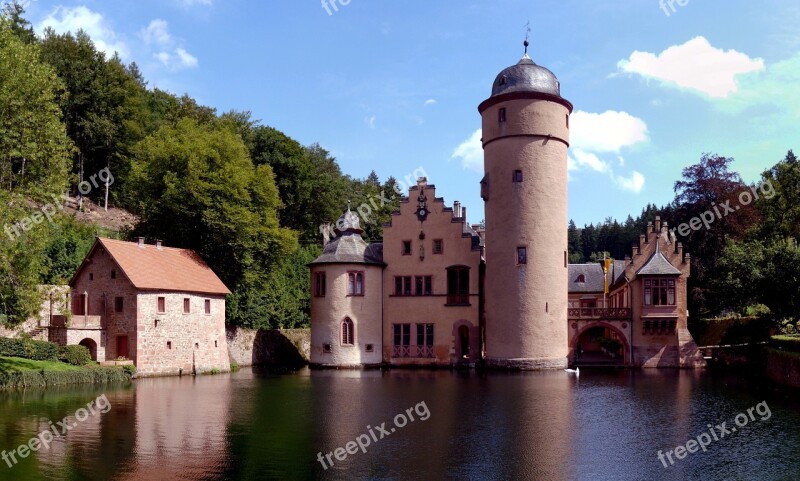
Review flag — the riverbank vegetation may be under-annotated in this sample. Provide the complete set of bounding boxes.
[0,4,796,337]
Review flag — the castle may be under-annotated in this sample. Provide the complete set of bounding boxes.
[310,45,706,369]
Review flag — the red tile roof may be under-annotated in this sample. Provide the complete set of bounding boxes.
[72,238,231,295]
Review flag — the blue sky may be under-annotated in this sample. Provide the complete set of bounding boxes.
[17,0,800,226]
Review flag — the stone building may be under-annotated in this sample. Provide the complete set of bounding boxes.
[48,237,231,376]
[309,44,705,369]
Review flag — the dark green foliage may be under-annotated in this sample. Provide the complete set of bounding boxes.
[0,337,59,361]
[58,344,93,366]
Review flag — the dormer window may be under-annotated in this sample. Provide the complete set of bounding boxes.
[575,274,586,283]
[499,75,507,86]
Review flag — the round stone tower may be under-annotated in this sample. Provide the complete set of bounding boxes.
[480,42,573,369]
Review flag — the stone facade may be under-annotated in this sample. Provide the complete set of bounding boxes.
[51,238,231,377]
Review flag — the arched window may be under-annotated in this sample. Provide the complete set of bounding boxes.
[341,318,354,345]
[575,274,586,283]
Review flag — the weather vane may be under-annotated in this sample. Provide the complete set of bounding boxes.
[524,20,531,55]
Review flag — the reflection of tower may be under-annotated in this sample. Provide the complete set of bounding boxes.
[481,41,573,369]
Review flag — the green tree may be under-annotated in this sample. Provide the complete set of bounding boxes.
[0,17,74,325]
[127,119,297,326]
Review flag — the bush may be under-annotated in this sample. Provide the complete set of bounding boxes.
[58,345,93,366]
[771,335,800,353]
[0,366,133,390]
[0,337,59,361]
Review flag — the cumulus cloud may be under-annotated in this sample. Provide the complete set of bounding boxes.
[38,6,129,59]
[570,110,649,153]
[141,20,198,71]
[568,110,649,193]
[617,36,765,99]
[451,129,483,173]
[612,171,646,193]
[155,47,198,70]
[141,19,171,46]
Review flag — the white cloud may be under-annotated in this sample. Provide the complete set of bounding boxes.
[568,149,609,173]
[451,129,483,173]
[175,48,198,68]
[155,47,198,70]
[37,6,129,59]
[140,19,198,71]
[141,19,171,46]
[612,171,646,193]
[366,115,376,129]
[617,36,765,99]
[424,99,437,106]
[570,110,649,153]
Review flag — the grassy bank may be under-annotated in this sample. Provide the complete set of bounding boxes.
[0,356,133,390]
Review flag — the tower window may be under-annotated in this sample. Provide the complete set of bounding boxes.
[517,247,527,265]
[566,114,570,128]
[342,318,355,345]
[323,343,332,353]
[111,270,116,279]
[348,271,365,296]
[313,272,326,297]
[402,240,412,256]
[433,239,443,255]
[513,170,523,183]
[499,108,507,123]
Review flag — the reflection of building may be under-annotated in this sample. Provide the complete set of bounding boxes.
[309,43,705,369]
[48,237,231,376]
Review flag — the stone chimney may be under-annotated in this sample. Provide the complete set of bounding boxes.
[454,201,461,218]
[137,237,145,248]
[156,239,163,250]
[655,216,661,232]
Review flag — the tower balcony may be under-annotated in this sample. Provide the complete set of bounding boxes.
[568,308,631,320]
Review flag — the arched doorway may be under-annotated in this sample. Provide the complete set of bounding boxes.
[573,324,628,366]
[79,338,98,361]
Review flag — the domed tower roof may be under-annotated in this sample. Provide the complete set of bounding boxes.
[491,54,561,98]
[480,41,573,113]
[310,208,384,266]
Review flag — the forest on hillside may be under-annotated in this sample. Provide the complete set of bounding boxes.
[1,3,798,332]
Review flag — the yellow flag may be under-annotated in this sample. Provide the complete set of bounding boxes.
[603,258,612,294]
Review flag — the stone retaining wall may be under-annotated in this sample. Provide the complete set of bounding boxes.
[226,327,310,367]
[766,349,800,389]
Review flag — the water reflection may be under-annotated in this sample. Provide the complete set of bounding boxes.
[1,368,799,481]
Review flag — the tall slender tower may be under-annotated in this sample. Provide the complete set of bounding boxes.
[481,41,573,369]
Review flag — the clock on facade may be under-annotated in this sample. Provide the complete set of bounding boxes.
[416,188,429,222]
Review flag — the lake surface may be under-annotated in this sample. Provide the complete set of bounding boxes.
[0,367,798,481]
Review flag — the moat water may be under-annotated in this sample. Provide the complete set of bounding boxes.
[1,367,799,481]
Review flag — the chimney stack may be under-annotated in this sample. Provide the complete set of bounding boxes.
[137,237,145,248]
[454,201,461,218]
[156,239,163,250]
